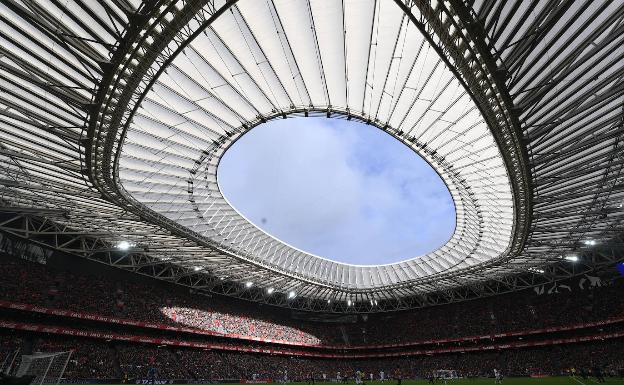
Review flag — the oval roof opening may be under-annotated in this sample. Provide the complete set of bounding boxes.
[217,117,455,266]
[119,0,516,288]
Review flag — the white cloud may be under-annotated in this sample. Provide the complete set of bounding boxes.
[218,117,455,265]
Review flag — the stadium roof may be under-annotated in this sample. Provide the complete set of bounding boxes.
[0,0,622,312]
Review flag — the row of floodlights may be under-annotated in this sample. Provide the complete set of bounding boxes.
[244,281,378,306]
[118,237,601,252]
[110,251,374,307]
[246,282,296,298]
[115,238,591,303]
[528,240,598,274]
[530,252,583,274]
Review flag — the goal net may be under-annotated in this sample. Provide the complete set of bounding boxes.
[434,370,459,380]
[15,351,72,385]
[1,347,20,375]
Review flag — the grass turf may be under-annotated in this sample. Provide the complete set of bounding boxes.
[89,379,624,385]
[280,379,624,385]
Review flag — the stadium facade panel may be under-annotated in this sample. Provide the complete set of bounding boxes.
[0,0,622,311]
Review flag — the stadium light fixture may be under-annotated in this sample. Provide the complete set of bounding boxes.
[116,240,131,251]
[529,267,545,274]
[564,255,579,262]
[267,287,274,294]
[245,281,253,288]
[347,299,352,306]
[288,291,296,299]
[193,266,202,271]
[583,239,596,246]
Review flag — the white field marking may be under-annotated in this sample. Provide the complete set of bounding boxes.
[570,376,588,385]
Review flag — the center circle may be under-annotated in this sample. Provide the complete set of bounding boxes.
[217,117,456,266]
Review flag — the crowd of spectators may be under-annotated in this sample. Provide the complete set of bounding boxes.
[98,339,624,380]
[354,281,624,345]
[0,333,118,379]
[3,332,622,380]
[160,306,321,344]
[0,257,324,345]
[33,338,118,379]
[1,255,623,348]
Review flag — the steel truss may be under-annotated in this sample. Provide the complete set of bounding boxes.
[0,211,622,313]
[0,0,622,312]
[89,0,532,297]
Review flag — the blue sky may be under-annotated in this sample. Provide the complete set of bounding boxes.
[217,117,455,265]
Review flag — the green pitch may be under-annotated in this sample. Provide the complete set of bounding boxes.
[283,379,624,385]
[91,379,624,385]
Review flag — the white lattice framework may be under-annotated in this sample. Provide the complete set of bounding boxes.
[117,0,516,289]
[0,0,622,311]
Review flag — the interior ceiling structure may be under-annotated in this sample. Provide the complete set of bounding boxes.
[0,0,622,312]
[119,0,518,288]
